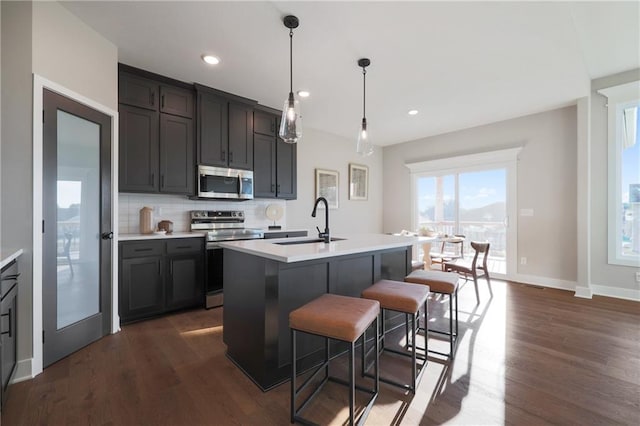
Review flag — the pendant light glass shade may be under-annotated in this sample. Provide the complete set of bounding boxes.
[356,58,373,156]
[280,15,302,144]
[280,92,302,144]
[356,118,373,156]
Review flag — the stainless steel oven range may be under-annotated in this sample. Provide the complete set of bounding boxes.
[190,210,264,308]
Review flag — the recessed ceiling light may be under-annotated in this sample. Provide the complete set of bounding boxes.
[202,55,220,65]
[297,90,310,98]
[408,109,419,116]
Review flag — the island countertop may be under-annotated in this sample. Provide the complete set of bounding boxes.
[218,233,420,263]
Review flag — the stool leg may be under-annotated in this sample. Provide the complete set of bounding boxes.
[405,313,410,348]
[291,329,296,424]
[375,315,380,394]
[424,298,429,355]
[325,335,330,379]
[349,341,355,426]
[411,312,417,392]
[449,293,454,359]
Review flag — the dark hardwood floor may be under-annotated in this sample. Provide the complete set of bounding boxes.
[3,280,639,425]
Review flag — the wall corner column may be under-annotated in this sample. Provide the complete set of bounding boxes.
[575,96,592,299]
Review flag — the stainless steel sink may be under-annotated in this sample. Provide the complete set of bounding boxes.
[274,237,346,246]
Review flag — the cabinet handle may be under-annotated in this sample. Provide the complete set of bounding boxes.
[271,121,275,132]
[1,309,11,338]
[150,93,155,106]
[1,273,20,281]
[221,151,226,162]
[271,184,275,193]
[151,173,155,186]
[229,152,233,162]
[277,184,281,193]
[176,246,191,250]
[158,262,161,276]
[134,248,152,252]
[161,175,165,188]
[170,262,173,276]
[161,94,165,109]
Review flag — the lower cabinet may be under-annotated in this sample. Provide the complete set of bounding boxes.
[119,238,204,323]
[1,259,19,408]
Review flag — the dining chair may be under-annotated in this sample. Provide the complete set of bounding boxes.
[444,241,491,304]
[431,235,465,271]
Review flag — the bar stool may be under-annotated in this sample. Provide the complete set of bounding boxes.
[361,280,430,393]
[289,293,380,426]
[404,270,459,359]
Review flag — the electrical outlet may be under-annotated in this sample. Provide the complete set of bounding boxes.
[636,272,640,283]
[520,257,527,265]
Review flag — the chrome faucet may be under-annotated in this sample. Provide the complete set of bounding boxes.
[311,197,330,243]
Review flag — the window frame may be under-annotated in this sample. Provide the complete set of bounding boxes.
[598,81,640,267]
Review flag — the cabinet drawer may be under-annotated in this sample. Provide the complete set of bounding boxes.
[121,241,163,258]
[254,110,277,136]
[166,238,203,254]
[119,73,158,111]
[160,85,194,118]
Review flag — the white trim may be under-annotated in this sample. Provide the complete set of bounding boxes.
[597,80,640,267]
[512,273,576,292]
[405,147,523,175]
[408,147,520,280]
[574,286,593,299]
[10,359,33,384]
[590,284,640,301]
[32,75,119,379]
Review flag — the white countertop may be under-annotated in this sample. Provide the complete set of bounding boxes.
[218,233,419,263]
[1,249,24,269]
[118,231,207,241]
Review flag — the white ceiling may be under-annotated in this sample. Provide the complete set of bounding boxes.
[61,1,640,147]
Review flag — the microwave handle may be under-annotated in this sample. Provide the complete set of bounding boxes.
[238,175,243,195]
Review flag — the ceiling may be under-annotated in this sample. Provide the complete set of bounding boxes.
[61,1,640,147]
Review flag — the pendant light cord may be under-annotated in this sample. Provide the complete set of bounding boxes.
[289,29,294,94]
[362,66,367,119]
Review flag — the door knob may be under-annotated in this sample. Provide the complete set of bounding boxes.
[101,232,113,240]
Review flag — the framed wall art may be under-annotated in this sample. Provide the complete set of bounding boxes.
[315,168,339,209]
[349,163,368,200]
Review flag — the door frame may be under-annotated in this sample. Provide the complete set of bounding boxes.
[407,147,521,281]
[32,74,119,378]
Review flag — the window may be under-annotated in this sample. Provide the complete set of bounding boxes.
[599,81,640,267]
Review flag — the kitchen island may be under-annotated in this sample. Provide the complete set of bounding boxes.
[219,234,416,390]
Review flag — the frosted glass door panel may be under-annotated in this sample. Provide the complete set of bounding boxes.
[57,110,100,329]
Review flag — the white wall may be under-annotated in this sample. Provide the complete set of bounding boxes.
[286,127,384,235]
[1,0,33,380]
[589,69,640,297]
[383,106,578,283]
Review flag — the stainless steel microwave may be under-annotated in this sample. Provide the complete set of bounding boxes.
[197,165,254,200]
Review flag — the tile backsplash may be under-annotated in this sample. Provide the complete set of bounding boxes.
[118,193,287,234]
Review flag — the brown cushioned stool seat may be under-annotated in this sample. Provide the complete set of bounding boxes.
[289,294,380,425]
[361,280,430,393]
[405,270,460,360]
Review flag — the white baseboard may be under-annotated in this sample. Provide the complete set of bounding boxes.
[590,284,640,301]
[11,358,34,384]
[574,286,593,299]
[511,273,576,292]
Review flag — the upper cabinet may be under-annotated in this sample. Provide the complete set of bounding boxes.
[253,108,297,199]
[195,84,256,170]
[119,65,195,195]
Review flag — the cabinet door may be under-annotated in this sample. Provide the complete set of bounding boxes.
[198,92,228,167]
[254,110,277,136]
[119,73,158,111]
[160,85,194,118]
[160,114,194,194]
[228,102,254,170]
[166,254,203,311]
[0,288,17,404]
[120,256,164,322]
[253,133,276,198]
[276,138,297,199]
[119,104,159,192]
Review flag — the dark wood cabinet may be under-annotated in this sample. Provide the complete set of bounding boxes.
[119,65,195,195]
[253,109,297,199]
[254,110,277,137]
[195,84,256,170]
[160,85,194,118]
[228,102,254,169]
[119,104,159,192]
[119,238,204,324]
[119,72,158,111]
[160,114,194,194]
[1,259,19,408]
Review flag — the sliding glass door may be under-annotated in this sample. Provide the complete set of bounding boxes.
[416,168,507,275]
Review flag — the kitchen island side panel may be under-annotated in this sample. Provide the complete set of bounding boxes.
[223,249,268,384]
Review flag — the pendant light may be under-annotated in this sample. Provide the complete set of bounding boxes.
[279,15,302,144]
[356,58,373,156]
